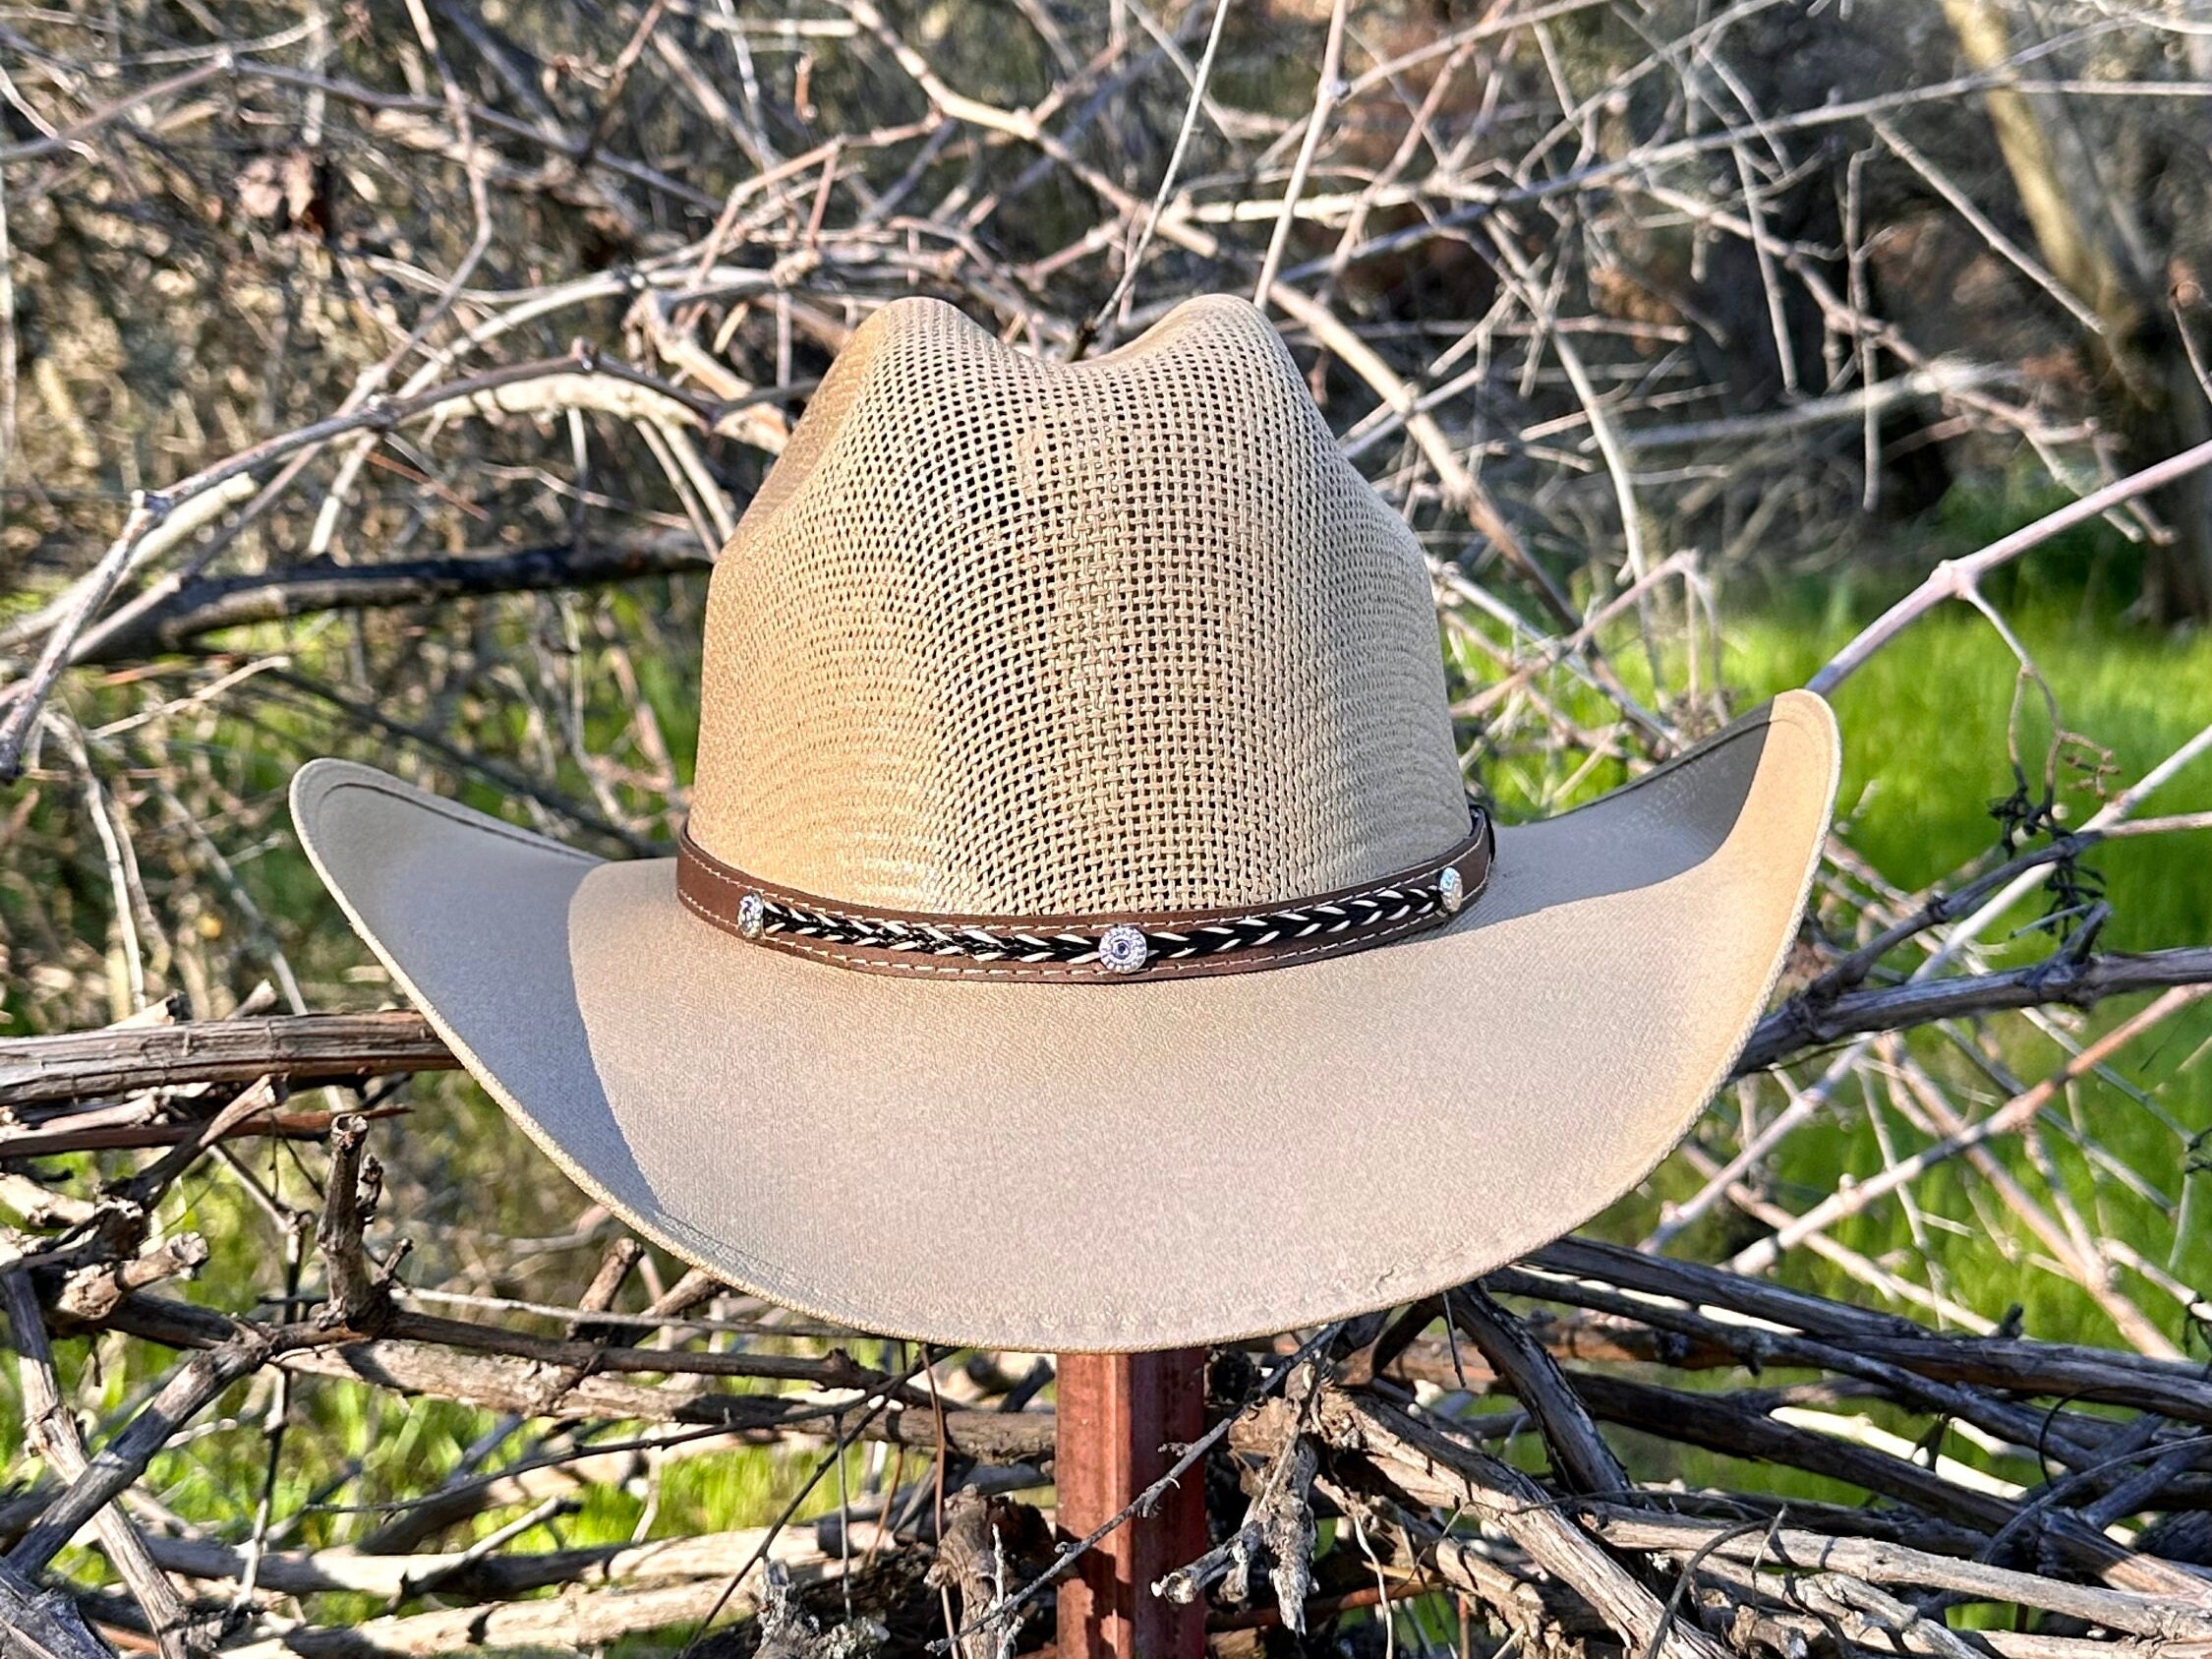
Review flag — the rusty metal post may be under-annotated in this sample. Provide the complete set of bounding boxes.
[1055,1349,1208,1659]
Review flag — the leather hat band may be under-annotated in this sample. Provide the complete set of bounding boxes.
[675,807,1494,983]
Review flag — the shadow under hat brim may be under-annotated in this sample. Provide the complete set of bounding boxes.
[291,690,1838,1353]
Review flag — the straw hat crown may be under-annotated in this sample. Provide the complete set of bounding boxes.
[687,294,1470,917]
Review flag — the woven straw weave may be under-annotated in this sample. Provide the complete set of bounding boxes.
[687,294,1468,916]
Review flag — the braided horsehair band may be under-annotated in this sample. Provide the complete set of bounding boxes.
[674,806,1494,982]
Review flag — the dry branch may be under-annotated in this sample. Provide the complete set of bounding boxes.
[0,1564,111,1659]
[19,938,2199,1123]
[1736,948,2212,1074]
[0,1272,204,1659]
[73,534,711,666]
[0,1014,457,1109]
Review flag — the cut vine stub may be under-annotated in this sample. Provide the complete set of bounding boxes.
[1055,1349,1209,1659]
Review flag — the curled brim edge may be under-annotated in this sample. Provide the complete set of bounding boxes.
[291,690,1839,1352]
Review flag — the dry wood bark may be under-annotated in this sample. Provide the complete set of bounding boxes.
[0,1273,204,1659]
[0,1015,456,1109]
[1312,1390,1735,1659]
[73,535,710,664]
[0,1563,113,1659]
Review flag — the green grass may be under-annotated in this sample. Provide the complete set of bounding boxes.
[1648,595,2212,1346]
[1730,600,2212,953]
[1536,579,2212,1510]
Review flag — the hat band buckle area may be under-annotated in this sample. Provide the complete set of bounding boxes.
[674,806,1494,983]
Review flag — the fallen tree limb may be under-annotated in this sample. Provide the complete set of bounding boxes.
[124,1520,830,1604]
[1736,946,2212,1074]
[5,1317,293,1575]
[1311,1389,1735,1659]
[73,534,712,666]
[0,1562,111,1659]
[0,1103,408,1160]
[1582,1508,2212,1641]
[0,1013,457,1109]
[0,1272,202,1659]
[85,1292,1057,1463]
[1562,1370,2212,1603]
[217,1552,859,1659]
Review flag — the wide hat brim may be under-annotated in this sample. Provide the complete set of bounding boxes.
[292,690,1837,1352]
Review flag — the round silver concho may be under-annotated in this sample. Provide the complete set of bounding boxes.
[1438,866,1465,915]
[736,893,767,939]
[1098,923,1151,975]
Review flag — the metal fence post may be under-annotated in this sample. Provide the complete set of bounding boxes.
[1054,1348,1208,1659]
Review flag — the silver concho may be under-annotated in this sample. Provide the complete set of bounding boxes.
[1438,866,1465,915]
[1098,923,1151,975]
[737,893,767,938]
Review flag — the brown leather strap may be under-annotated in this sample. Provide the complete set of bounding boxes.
[675,807,1494,983]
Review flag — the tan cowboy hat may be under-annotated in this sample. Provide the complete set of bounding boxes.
[293,294,1838,1352]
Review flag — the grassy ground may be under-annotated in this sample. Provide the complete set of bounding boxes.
[1722,595,2212,1326]
[1588,537,2212,1513]
[1422,481,2212,1511]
